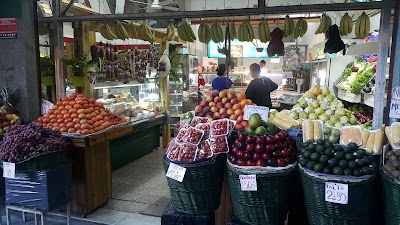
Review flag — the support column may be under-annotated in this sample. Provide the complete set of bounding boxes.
[52,0,66,101]
[159,41,171,148]
[0,0,40,122]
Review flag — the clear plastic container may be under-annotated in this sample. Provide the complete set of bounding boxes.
[196,140,213,160]
[209,136,228,154]
[195,123,211,140]
[176,128,187,143]
[229,120,237,132]
[191,117,209,127]
[339,126,362,146]
[302,120,323,143]
[178,143,198,162]
[210,119,229,137]
[183,127,204,145]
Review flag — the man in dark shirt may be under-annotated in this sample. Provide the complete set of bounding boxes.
[245,63,278,108]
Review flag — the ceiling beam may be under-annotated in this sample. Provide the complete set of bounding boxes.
[38,2,387,23]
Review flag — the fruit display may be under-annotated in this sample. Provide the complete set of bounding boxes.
[177,20,197,42]
[293,18,308,39]
[337,62,375,94]
[34,93,126,135]
[210,22,224,43]
[360,128,383,154]
[238,20,254,42]
[383,148,400,178]
[272,110,298,130]
[302,120,323,143]
[355,12,370,38]
[339,13,353,36]
[163,23,176,42]
[211,119,229,136]
[115,21,130,40]
[0,124,71,163]
[210,136,228,154]
[340,126,362,146]
[386,123,400,149]
[197,140,213,160]
[176,128,187,143]
[283,15,295,37]
[194,89,254,130]
[228,129,296,167]
[257,18,271,43]
[183,127,204,145]
[0,111,19,134]
[99,24,118,40]
[198,22,211,44]
[298,141,378,176]
[167,142,197,163]
[323,126,341,144]
[315,13,332,34]
[245,113,278,136]
[291,86,359,130]
[195,123,211,139]
[191,117,209,127]
[228,21,237,41]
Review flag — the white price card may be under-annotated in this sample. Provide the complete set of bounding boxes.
[3,162,15,179]
[41,99,53,115]
[166,163,186,182]
[244,105,269,121]
[325,182,348,204]
[389,86,400,119]
[239,175,257,191]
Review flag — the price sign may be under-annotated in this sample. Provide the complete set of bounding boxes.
[244,106,269,121]
[3,162,15,179]
[389,87,400,119]
[325,182,348,204]
[239,175,257,191]
[166,163,186,182]
[41,99,53,115]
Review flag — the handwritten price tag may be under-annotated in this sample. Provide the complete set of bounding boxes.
[325,182,348,204]
[3,162,15,179]
[239,175,257,191]
[166,163,186,182]
[41,99,53,115]
[244,106,269,121]
[389,86,400,119]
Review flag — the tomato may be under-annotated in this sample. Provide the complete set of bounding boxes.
[94,127,101,132]
[91,117,98,123]
[73,104,82,109]
[43,118,50,124]
[72,118,80,123]
[76,129,82,134]
[82,104,89,109]
[87,120,93,125]
[88,99,95,104]
[59,123,66,127]
[81,129,90,135]
[65,118,73,123]
[56,102,63,106]
[53,122,60,127]
[104,122,112,128]
[49,114,56,120]
[66,122,74,129]
[77,109,85,114]
[50,119,57,123]
[60,127,68,132]
[63,114,71,119]
[53,126,60,132]
[68,128,76,133]
[48,109,55,114]
[96,115,103,120]
[76,100,84,105]
[78,113,86,119]
[80,119,87,124]
[85,108,93,114]
[74,123,81,129]
[70,113,78,119]
[94,110,100,115]
[58,106,65,110]
[88,129,94,134]
[57,118,64,123]
[65,105,72,110]
[81,124,91,130]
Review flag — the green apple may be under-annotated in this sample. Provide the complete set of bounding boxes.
[309,113,318,120]
[340,116,349,123]
[315,108,325,116]
[330,116,339,123]
[311,100,320,108]
[325,121,334,127]
[349,117,358,125]
[325,109,334,116]
[289,111,299,119]
[299,111,309,119]
[332,128,340,137]
[324,126,331,135]
[299,100,308,109]
[335,108,346,117]
[317,94,325,101]
[319,113,329,122]
[328,135,339,143]
[305,106,315,113]
[334,122,343,129]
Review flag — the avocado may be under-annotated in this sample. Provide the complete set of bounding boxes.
[306,161,317,170]
[344,168,352,176]
[345,153,354,161]
[348,142,358,150]
[348,161,357,169]
[319,155,330,165]
[356,149,367,157]
[316,145,325,153]
[308,144,317,151]
[355,158,365,167]
[303,151,313,159]
[333,167,344,175]
[361,166,371,175]
[328,158,339,167]
[324,149,334,157]
[310,152,321,161]
[362,156,370,165]
[299,158,309,167]
[334,152,345,160]
[313,163,324,172]
[255,126,267,135]
[343,147,351,154]
[339,160,348,169]
[316,140,325,145]
[324,142,333,149]
[352,169,363,177]
[323,167,333,174]
[333,145,343,152]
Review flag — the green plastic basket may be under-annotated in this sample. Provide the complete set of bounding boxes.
[162,155,225,214]
[1,149,69,172]
[227,162,297,225]
[381,168,400,225]
[299,165,376,225]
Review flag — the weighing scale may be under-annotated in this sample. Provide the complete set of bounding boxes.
[277,91,302,110]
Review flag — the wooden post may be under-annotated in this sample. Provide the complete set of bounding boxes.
[159,41,171,148]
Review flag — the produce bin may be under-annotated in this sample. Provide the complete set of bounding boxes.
[5,164,72,211]
[162,155,225,214]
[381,168,400,225]
[299,165,376,225]
[161,202,215,225]
[227,161,297,225]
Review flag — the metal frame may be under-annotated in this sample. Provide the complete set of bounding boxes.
[38,1,386,23]
[6,203,71,225]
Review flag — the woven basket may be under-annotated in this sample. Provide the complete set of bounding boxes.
[299,165,376,225]
[227,161,297,225]
[381,168,400,225]
[162,155,225,214]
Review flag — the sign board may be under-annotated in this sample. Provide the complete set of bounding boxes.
[0,18,17,39]
[325,182,348,204]
[239,175,257,191]
[389,86,400,119]
[3,162,15,179]
[166,163,186,182]
[244,105,269,121]
[41,99,54,115]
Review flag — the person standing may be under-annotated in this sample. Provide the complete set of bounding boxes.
[259,60,266,69]
[211,64,233,91]
[245,63,278,108]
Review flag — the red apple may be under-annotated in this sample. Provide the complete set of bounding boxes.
[231,98,239,105]
[219,90,227,98]
[277,158,287,167]
[225,103,232,109]
[255,144,265,153]
[266,144,275,152]
[216,102,223,108]
[221,113,229,119]
[236,150,244,159]
[206,95,213,102]
[211,106,218,113]
[227,92,235,100]
[238,133,246,142]
[241,121,249,128]
[214,97,221,103]
[222,97,229,104]
[235,124,244,130]
[280,130,288,138]
[275,142,283,150]
[200,100,208,107]
[281,148,292,157]
[234,109,242,117]
[265,136,274,144]
[256,137,264,145]
[246,136,255,143]
[212,90,219,97]
[232,146,239,154]
[246,160,256,166]
[274,133,284,142]
[246,144,255,152]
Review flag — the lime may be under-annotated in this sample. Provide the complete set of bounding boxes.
[348,161,357,169]
[324,142,333,149]
[310,152,321,161]
[356,158,365,167]
[361,166,371,175]
[302,151,312,159]
[333,145,343,152]
[245,127,255,135]
[306,161,316,170]
[299,158,309,167]
[316,140,325,145]
[339,160,348,168]
[319,155,330,165]
[357,149,367,157]
[323,167,333,174]
[313,163,324,172]
[334,152,345,160]
[328,158,339,167]
[352,169,362,177]
[348,142,358,151]
[332,128,340,136]
[316,145,325,153]
[307,144,317,151]
[362,156,370,165]
[324,149,334,157]
[343,147,351,154]
[333,167,344,175]
[344,168,352,176]
[345,153,354,161]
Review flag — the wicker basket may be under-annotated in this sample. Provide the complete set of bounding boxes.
[162,155,225,214]
[299,165,376,225]
[381,168,400,225]
[227,161,297,225]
